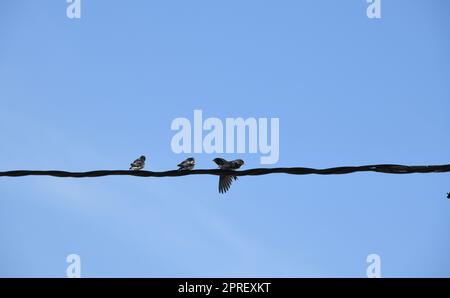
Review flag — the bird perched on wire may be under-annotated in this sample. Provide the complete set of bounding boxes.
[213,158,245,194]
[129,155,146,171]
[177,157,195,171]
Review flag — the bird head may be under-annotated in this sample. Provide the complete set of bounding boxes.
[447,192,450,199]
[232,159,245,169]
[235,159,245,166]
[140,155,146,161]
[187,157,195,163]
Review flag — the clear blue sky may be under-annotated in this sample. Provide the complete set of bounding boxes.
[0,0,449,277]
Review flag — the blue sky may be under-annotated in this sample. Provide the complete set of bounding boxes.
[0,0,449,277]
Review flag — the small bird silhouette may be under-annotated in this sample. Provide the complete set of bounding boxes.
[129,155,146,171]
[177,157,195,171]
[213,158,245,193]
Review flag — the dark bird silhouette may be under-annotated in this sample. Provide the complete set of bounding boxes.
[177,157,195,171]
[213,158,245,194]
[129,155,146,171]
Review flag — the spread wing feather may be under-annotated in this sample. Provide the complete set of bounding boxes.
[219,175,237,194]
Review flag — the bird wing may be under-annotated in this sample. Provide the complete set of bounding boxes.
[177,160,189,167]
[214,158,228,167]
[219,175,236,194]
[131,158,143,167]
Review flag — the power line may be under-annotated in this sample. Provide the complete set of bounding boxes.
[1,164,450,178]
